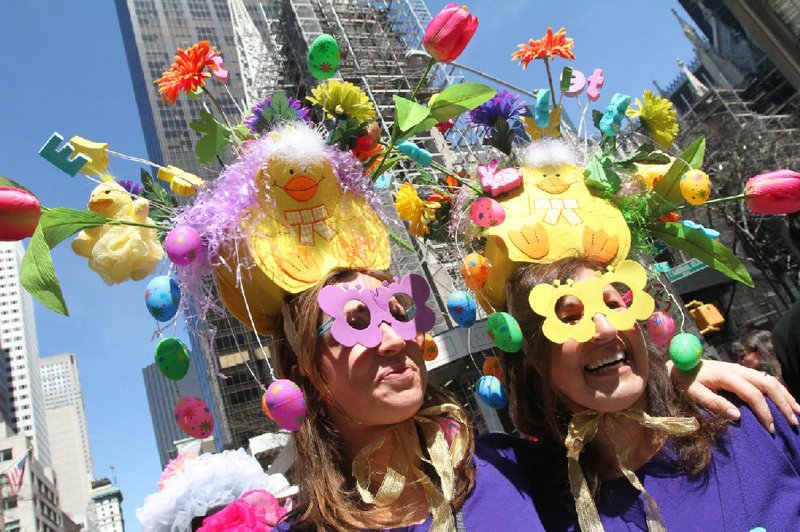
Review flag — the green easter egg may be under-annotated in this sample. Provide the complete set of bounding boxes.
[486,312,523,353]
[307,34,340,80]
[669,333,703,372]
[155,337,191,381]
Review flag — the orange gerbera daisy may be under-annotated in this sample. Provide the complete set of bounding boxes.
[512,27,575,69]
[155,41,221,105]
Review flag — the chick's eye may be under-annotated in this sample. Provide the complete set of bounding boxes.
[289,168,294,175]
[104,190,111,195]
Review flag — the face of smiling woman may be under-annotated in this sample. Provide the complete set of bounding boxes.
[317,272,428,426]
[547,267,649,414]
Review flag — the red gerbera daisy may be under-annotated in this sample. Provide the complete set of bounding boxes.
[511,27,575,69]
[155,41,222,105]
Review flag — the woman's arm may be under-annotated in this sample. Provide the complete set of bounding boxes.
[671,359,800,432]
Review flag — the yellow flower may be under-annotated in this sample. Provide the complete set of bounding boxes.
[626,90,679,149]
[394,183,439,237]
[307,80,376,121]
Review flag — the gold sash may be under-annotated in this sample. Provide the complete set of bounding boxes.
[351,404,469,531]
[565,410,700,532]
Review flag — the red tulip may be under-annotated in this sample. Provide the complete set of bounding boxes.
[0,187,41,241]
[423,3,478,63]
[744,169,800,215]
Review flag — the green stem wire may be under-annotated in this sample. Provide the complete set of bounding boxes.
[429,161,482,195]
[676,192,745,210]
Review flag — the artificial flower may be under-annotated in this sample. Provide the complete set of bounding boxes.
[468,90,527,133]
[512,27,575,69]
[307,80,376,122]
[423,3,479,63]
[244,95,312,134]
[744,169,800,215]
[394,183,439,237]
[626,90,679,148]
[155,41,224,105]
[0,186,40,241]
[435,120,455,134]
[117,179,143,196]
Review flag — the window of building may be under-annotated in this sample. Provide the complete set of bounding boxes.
[0,449,10,461]
[5,520,20,532]
[3,496,16,510]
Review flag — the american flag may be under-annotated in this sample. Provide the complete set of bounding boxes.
[4,451,28,496]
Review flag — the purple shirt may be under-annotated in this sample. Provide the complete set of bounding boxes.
[389,433,546,531]
[532,399,800,531]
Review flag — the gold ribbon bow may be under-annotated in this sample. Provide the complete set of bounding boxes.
[351,404,468,531]
[565,410,700,532]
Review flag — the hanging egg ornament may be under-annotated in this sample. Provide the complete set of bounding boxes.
[476,375,507,409]
[460,253,489,291]
[486,312,523,353]
[447,290,477,328]
[482,356,504,384]
[154,337,191,381]
[145,275,181,322]
[264,379,306,432]
[680,170,712,206]
[416,333,439,361]
[469,197,506,228]
[165,225,203,266]
[646,311,676,348]
[174,396,214,439]
[261,393,271,418]
[669,333,703,371]
[307,34,340,80]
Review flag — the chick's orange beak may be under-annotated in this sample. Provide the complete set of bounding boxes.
[284,174,319,202]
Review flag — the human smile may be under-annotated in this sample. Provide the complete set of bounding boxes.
[585,350,630,375]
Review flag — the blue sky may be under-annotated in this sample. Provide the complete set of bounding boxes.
[0,1,696,528]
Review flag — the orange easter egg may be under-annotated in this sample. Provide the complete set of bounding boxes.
[460,253,489,291]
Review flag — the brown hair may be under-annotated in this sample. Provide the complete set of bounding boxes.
[733,329,784,381]
[273,268,475,531]
[502,257,727,495]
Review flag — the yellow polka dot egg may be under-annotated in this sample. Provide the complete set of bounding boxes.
[680,170,711,206]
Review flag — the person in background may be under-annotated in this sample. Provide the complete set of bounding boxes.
[733,330,784,380]
[772,212,800,399]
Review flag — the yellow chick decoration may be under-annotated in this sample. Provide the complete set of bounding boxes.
[72,182,164,284]
[212,124,390,335]
[480,139,631,311]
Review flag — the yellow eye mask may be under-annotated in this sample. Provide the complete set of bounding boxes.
[528,260,655,344]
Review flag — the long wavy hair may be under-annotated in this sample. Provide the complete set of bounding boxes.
[502,257,728,497]
[273,268,476,531]
[733,329,784,380]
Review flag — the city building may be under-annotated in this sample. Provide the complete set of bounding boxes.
[0,422,61,532]
[0,242,51,467]
[90,478,125,532]
[114,0,497,450]
[142,359,204,468]
[40,353,95,528]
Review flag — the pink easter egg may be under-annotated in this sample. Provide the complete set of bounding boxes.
[165,225,203,266]
[174,396,214,439]
[264,379,306,432]
[647,311,676,348]
[469,197,506,228]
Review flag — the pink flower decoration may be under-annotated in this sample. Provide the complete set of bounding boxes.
[423,3,478,63]
[744,169,800,215]
[478,161,523,197]
[198,490,290,532]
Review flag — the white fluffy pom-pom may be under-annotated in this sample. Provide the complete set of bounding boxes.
[520,139,581,167]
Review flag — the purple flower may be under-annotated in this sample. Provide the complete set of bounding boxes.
[245,95,312,134]
[118,179,144,196]
[468,90,526,133]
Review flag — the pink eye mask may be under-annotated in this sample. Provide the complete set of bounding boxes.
[317,274,436,348]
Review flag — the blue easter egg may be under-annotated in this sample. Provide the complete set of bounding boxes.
[476,375,507,409]
[145,276,181,322]
[447,291,477,328]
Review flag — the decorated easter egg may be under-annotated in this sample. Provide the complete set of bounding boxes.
[264,379,306,432]
[261,393,271,418]
[680,170,711,206]
[669,333,703,371]
[155,337,190,381]
[482,356,504,384]
[476,375,507,409]
[307,34,340,80]
[469,197,506,228]
[174,396,214,439]
[165,225,203,266]
[417,333,439,361]
[486,312,523,353]
[447,291,477,328]
[145,275,181,322]
[460,253,489,291]
[647,310,676,348]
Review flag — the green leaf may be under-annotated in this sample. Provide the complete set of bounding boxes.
[583,153,621,194]
[429,83,496,123]
[233,124,254,141]
[389,229,415,252]
[650,221,754,287]
[20,226,68,316]
[402,117,440,139]
[415,168,436,185]
[650,137,705,216]
[39,208,107,248]
[269,92,290,115]
[189,110,233,164]
[140,169,176,210]
[393,95,433,133]
[592,110,604,130]
[0,176,35,196]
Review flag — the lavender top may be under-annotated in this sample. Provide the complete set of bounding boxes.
[531,399,800,531]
